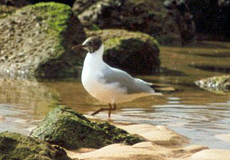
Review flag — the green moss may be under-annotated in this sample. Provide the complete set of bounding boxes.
[88,29,159,49]
[31,2,71,34]
[17,2,71,58]
[87,23,101,31]
[105,37,144,49]
[94,122,142,145]
[31,2,71,56]
[30,105,143,150]
[0,2,85,78]
[0,132,71,160]
[100,30,159,58]
[104,37,123,49]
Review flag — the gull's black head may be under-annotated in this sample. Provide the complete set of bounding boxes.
[72,37,102,54]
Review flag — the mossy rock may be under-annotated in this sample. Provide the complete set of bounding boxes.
[87,29,160,74]
[0,2,86,78]
[0,0,30,8]
[29,0,75,6]
[30,105,143,150]
[0,0,75,7]
[72,0,98,15]
[0,4,16,19]
[75,0,180,43]
[0,132,71,160]
[195,75,230,94]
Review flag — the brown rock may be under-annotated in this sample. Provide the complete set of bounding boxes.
[0,0,30,8]
[0,2,86,78]
[74,0,181,44]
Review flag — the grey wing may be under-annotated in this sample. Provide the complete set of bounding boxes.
[100,67,153,94]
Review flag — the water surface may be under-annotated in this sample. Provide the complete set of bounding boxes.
[0,41,230,149]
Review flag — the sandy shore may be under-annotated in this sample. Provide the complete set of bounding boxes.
[66,123,230,160]
[0,114,5,121]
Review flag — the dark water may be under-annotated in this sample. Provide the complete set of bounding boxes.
[0,41,230,149]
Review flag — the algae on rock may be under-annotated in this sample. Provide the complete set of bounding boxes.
[0,132,71,160]
[87,29,160,74]
[195,75,230,94]
[0,2,86,78]
[30,105,143,150]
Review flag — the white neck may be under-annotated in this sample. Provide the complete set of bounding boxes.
[90,44,104,59]
[83,44,106,70]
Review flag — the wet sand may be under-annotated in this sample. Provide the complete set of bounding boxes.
[0,114,5,121]
[66,123,230,160]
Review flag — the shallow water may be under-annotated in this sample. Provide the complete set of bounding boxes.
[0,41,230,149]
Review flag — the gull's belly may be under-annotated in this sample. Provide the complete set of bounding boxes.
[82,79,148,104]
[82,77,127,103]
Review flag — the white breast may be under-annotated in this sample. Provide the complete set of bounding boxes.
[81,46,124,103]
[81,56,127,103]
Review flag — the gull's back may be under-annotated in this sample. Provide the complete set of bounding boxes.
[100,66,155,95]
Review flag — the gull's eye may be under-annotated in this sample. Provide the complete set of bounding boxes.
[88,41,93,45]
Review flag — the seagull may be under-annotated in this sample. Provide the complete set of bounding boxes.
[72,37,163,117]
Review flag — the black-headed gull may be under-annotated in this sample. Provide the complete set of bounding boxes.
[73,37,162,117]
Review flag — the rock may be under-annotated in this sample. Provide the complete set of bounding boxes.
[0,0,30,8]
[188,0,230,40]
[195,75,230,94]
[164,0,196,45]
[0,4,16,19]
[0,0,76,7]
[30,105,143,150]
[0,132,71,160]
[29,0,75,6]
[218,0,230,7]
[0,2,86,78]
[87,29,160,74]
[74,0,181,43]
[72,0,97,15]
